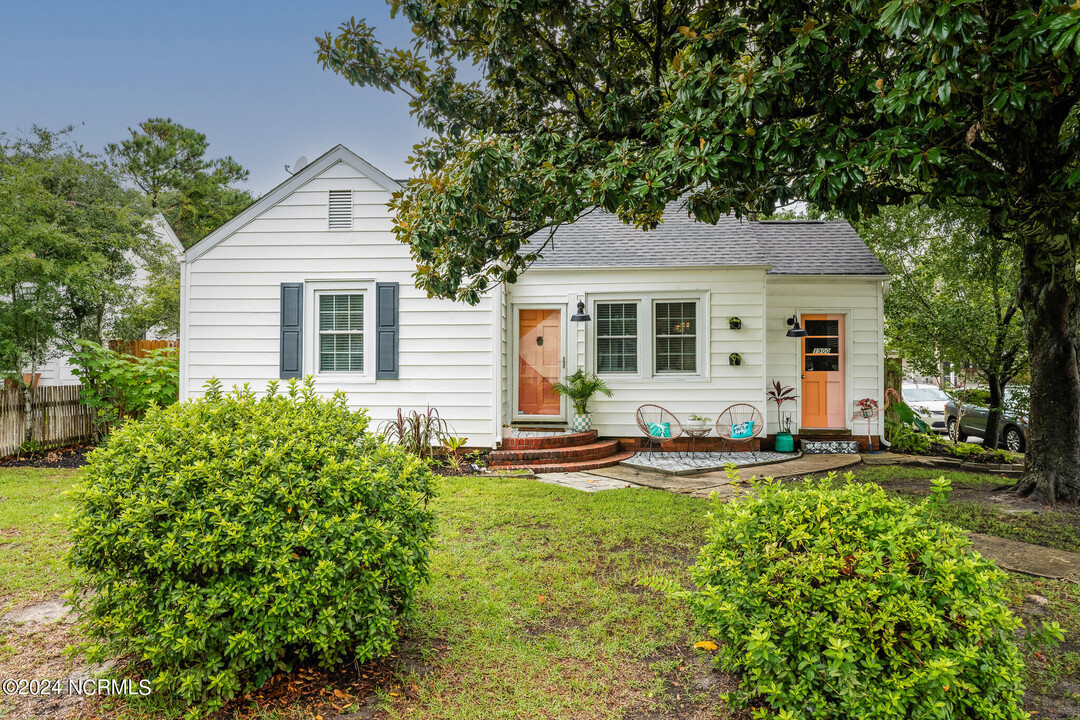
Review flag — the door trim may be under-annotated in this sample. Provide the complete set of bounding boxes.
[511,303,567,422]
[796,310,851,430]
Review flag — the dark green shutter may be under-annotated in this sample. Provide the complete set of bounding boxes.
[280,283,303,379]
[376,282,399,379]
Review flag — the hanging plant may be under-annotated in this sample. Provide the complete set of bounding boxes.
[729,352,742,366]
[728,317,742,330]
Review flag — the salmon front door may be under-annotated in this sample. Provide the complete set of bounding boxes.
[801,314,845,428]
[517,308,562,417]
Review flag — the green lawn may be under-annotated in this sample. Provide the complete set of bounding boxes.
[0,467,81,610]
[2,466,1078,719]
[838,465,1080,553]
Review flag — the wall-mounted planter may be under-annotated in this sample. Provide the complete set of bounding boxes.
[729,352,742,366]
[728,317,742,330]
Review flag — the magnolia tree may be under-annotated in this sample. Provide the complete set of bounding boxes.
[319,0,1080,502]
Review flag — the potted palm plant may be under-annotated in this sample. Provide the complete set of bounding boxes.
[767,380,798,452]
[553,369,614,432]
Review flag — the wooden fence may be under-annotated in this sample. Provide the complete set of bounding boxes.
[0,385,95,457]
[108,339,179,358]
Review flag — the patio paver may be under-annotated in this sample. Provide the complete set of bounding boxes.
[536,472,641,493]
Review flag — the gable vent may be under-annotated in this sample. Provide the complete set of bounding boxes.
[328,190,353,230]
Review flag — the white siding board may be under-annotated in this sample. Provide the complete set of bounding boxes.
[764,276,886,437]
[505,267,767,438]
[183,159,498,446]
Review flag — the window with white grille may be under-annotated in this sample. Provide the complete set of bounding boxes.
[328,190,353,230]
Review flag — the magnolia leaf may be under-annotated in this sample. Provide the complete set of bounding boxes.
[694,640,719,651]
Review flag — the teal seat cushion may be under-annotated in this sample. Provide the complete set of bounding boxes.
[647,421,671,438]
[730,420,755,440]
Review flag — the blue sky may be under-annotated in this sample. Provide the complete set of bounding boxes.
[0,0,424,193]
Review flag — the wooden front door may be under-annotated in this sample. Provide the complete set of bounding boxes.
[517,308,562,416]
[801,314,845,428]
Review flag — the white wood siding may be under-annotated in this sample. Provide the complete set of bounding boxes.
[183,159,498,446]
[506,267,768,438]
[764,276,887,436]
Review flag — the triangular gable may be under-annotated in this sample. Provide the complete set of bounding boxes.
[152,214,185,256]
[184,144,403,262]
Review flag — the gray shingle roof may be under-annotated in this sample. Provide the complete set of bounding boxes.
[754,220,888,275]
[524,203,887,276]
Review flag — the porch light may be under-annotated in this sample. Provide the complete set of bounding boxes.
[786,314,808,338]
[571,300,591,322]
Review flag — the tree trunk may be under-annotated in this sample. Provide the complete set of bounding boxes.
[984,374,1004,451]
[1011,238,1080,504]
[21,381,33,450]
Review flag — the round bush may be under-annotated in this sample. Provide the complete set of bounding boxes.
[684,475,1028,720]
[68,379,437,710]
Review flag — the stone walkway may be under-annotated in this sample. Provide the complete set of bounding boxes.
[580,452,861,500]
[536,471,641,493]
[968,533,1080,583]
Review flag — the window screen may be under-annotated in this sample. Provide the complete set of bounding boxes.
[319,293,363,371]
[655,301,697,372]
[596,302,638,372]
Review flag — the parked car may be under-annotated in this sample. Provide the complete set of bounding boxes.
[944,393,1027,452]
[901,382,950,434]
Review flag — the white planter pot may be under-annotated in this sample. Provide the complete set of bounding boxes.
[572,413,592,432]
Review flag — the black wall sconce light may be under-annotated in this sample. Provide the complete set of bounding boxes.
[571,299,591,322]
[786,314,808,338]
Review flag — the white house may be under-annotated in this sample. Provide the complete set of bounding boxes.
[180,145,889,452]
[37,214,184,386]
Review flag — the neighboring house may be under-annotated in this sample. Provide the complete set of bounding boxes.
[36,214,184,386]
[180,145,889,449]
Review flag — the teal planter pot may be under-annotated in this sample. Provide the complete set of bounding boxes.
[775,432,795,453]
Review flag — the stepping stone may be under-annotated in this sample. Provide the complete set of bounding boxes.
[1,599,73,624]
[536,472,640,493]
[967,533,1080,583]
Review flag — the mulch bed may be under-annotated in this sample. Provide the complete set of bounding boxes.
[0,443,93,469]
[221,637,446,718]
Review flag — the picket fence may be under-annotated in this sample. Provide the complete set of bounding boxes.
[0,385,95,457]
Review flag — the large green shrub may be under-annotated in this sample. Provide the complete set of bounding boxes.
[676,474,1055,720]
[70,339,179,437]
[68,379,437,713]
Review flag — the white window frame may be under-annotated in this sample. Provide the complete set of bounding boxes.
[304,280,376,383]
[588,291,708,381]
[652,298,703,376]
[594,300,641,375]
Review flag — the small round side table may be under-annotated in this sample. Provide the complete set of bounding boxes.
[684,426,711,456]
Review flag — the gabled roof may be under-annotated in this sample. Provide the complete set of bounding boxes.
[184,144,402,262]
[152,214,184,256]
[525,202,888,276]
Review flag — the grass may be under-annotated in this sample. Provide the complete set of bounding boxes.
[839,465,1080,553]
[2,466,1078,719]
[0,467,81,610]
[4,471,737,720]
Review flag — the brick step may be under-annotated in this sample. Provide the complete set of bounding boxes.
[493,450,637,474]
[488,440,620,466]
[502,430,597,450]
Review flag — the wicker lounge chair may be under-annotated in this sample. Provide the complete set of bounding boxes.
[635,404,684,458]
[715,404,764,461]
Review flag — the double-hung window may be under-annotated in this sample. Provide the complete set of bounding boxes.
[654,301,697,373]
[596,302,638,373]
[318,293,364,372]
